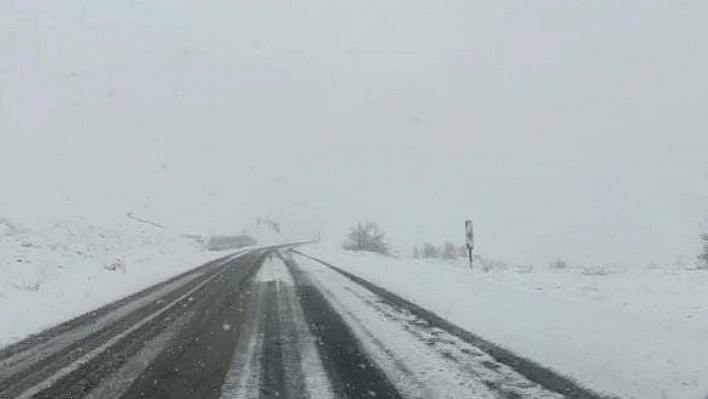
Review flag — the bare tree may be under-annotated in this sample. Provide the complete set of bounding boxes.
[343,221,389,254]
[413,246,420,259]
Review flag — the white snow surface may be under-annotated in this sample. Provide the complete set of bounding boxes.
[299,242,708,399]
[0,217,241,348]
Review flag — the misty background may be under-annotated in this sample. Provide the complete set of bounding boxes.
[2,0,707,268]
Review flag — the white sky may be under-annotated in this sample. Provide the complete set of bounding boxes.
[2,0,708,267]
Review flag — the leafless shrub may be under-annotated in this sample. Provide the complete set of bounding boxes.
[422,243,439,259]
[548,259,568,270]
[12,281,41,292]
[343,221,389,255]
[514,265,534,274]
[698,233,708,270]
[581,265,612,276]
[442,241,458,260]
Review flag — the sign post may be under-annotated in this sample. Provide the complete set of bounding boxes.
[465,220,474,269]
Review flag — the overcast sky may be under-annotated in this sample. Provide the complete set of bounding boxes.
[2,0,708,267]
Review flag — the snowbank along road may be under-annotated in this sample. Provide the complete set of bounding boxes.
[0,247,614,399]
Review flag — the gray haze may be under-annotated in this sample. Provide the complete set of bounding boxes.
[2,0,707,267]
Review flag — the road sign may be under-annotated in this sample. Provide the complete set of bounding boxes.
[465,220,474,249]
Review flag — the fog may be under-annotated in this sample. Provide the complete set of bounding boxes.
[2,0,707,267]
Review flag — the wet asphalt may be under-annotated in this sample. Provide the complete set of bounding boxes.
[0,248,613,399]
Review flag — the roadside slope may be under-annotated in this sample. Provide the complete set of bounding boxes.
[297,243,708,399]
[0,218,241,348]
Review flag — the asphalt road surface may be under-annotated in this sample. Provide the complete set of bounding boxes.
[0,247,612,399]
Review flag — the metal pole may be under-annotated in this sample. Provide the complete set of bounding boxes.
[465,220,474,269]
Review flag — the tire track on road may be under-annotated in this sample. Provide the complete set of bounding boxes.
[285,257,406,399]
[220,254,335,399]
[116,252,266,399]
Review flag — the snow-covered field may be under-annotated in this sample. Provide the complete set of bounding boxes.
[0,217,237,348]
[299,242,708,399]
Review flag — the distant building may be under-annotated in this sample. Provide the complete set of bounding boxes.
[207,235,257,251]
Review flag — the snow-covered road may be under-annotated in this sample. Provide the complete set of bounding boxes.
[0,246,610,399]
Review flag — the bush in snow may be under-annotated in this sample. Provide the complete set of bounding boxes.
[442,241,458,260]
[422,243,439,259]
[548,259,568,270]
[698,233,708,269]
[581,265,612,276]
[343,221,389,255]
[11,281,41,292]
